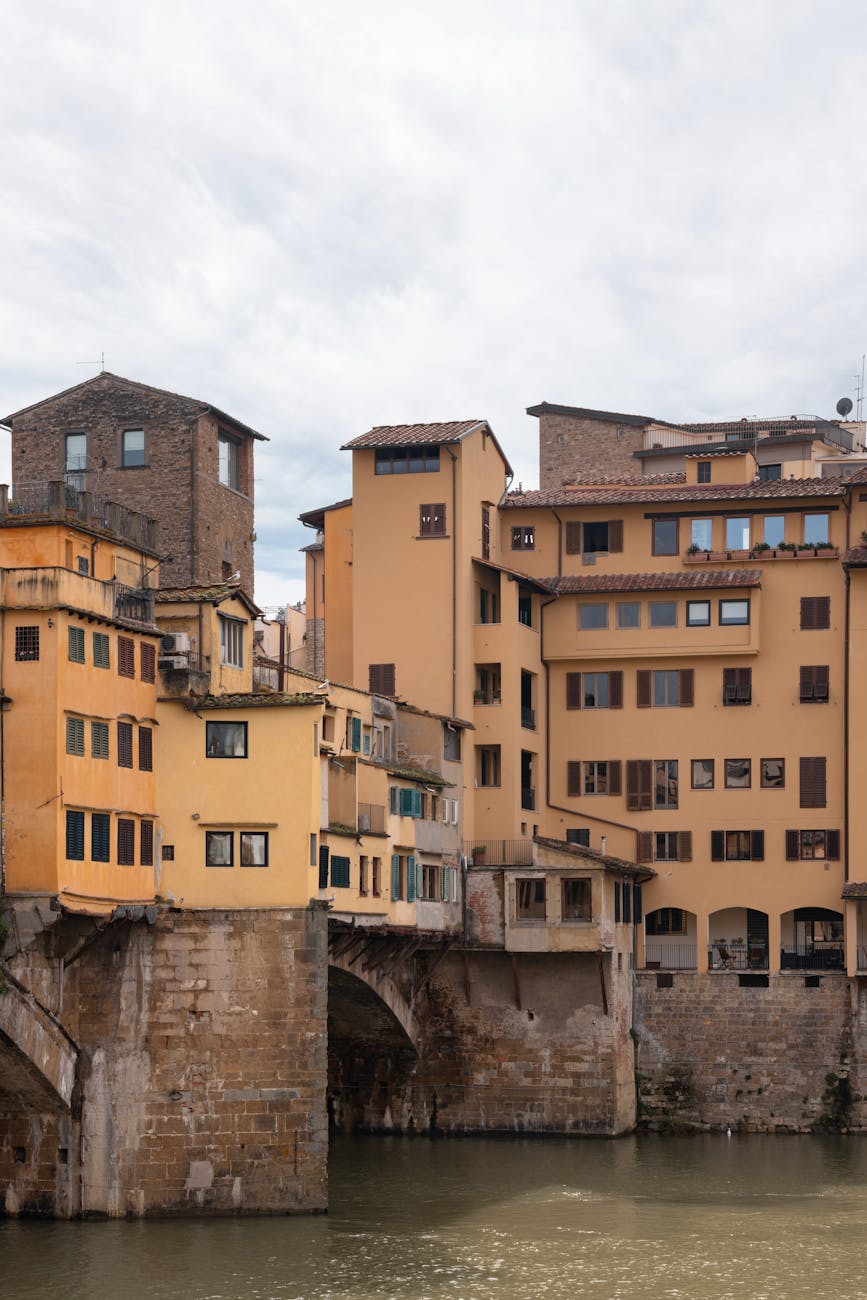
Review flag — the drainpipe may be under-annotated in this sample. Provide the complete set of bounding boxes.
[445,448,458,719]
[844,485,852,883]
[551,510,565,578]
[0,605,5,900]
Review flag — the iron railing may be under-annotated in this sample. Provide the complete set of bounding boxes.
[780,945,844,971]
[643,943,697,970]
[465,839,534,867]
[521,707,536,730]
[708,943,768,971]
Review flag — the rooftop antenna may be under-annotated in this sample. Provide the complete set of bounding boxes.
[854,354,865,420]
[76,351,105,371]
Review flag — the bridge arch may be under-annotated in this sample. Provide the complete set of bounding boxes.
[0,972,78,1112]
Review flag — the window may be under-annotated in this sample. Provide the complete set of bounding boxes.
[330,854,350,886]
[359,856,369,895]
[309,833,318,867]
[800,756,827,809]
[725,758,751,789]
[392,786,423,818]
[66,717,85,756]
[579,604,608,630]
[758,464,782,482]
[218,433,241,490]
[652,832,681,862]
[140,643,156,684]
[573,760,622,797]
[481,505,491,559]
[93,632,110,669]
[800,665,829,702]
[652,518,679,555]
[800,596,830,630]
[66,810,85,861]
[419,503,446,536]
[206,721,248,758]
[696,461,711,484]
[122,429,145,467]
[14,626,39,661]
[518,592,533,627]
[68,625,85,664]
[141,820,154,867]
[117,818,136,866]
[65,432,87,487]
[77,555,89,575]
[371,857,381,896]
[516,878,546,920]
[649,601,677,629]
[511,525,535,551]
[804,513,829,545]
[92,813,110,863]
[566,828,591,847]
[760,758,785,789]
[574,520,623,554]
[117,721,133,768]
[369,663,396,695]
[692,759,714,790]
[654,760,678,808]
[723,667,752,705]
[206,831,233,866]
[725,517,750,550]
[219,616,245,668]
[421,864,439,900]
[637,669,693,708]
[711,830,764,861]
[626,761,652,811]
[763,515,785,547]
[117,636,135,678]
[616,602,640,628]
[375,446,440,474]
[566,670,622,710]
[138,726,153,772]
[91,721,109,760]
[562,878,591,921]
[691,519,713,551]
[646,908,686,936]
[686,600,710,627]
[786,829,841,861]
[443,725,461,761]
[477,746,501,787]
[720,599,749,626]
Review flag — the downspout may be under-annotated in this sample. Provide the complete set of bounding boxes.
[0,605,5,900]
[551,510,565,578]
[844,485,852,882]
[445,448,458,719]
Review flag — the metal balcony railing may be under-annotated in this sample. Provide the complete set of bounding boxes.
[708,943,768,971]
[521,707,536,730]
[465,840,534,867]
[780,945,844,971]
[643,943,697,971]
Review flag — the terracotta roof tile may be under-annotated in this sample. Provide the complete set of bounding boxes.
[565,472,686,487]
[503,477,848,509]
[156,581,261,617]
[844,546,867,566]
[549,569,761,595]
[192,692,322,709]
[842,882,867,899]
[342,420,487,449]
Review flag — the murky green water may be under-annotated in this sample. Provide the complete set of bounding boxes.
[3,1134,867,1299]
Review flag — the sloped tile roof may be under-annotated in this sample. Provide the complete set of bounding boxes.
[503,477,849,509]
[844,546,867,566]
[192,692,322,709]
[565,472,687,487]
[842,882,867,899]
[549,569,761,595]
[155,581,260,617]
[343,420,487,448]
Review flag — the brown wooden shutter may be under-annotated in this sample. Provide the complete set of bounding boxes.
[677,831,692,862]
[800,665,829,701]
[565,521,582,554]
[636,670,651,708]
[567,761,581,796]
[724,667,751,704]
[566,672,581,710]
[679,669,694,707]
[750,830,765,861]
[800,756,827,808]
[638,832,653,863]
[627,759,652,810]
[607,519,624,552]
[800,596,830,630]
[369,663,396,695]
[608,671,623,708]
[785,830,800,860]
[608,761,622,796]
[711,830,725,861]
[827,829,841,860]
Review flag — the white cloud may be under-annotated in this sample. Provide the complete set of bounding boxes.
[2,0,866,603]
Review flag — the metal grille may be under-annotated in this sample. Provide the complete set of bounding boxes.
[14,626,39,661]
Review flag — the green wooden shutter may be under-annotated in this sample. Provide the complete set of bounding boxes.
[391,854,401,900]
[400,787,414,816]
[389,786,399,814]
[351,716,362,752]
[407,855,416,902]
[413,789,423,819]
[441,866,450,901]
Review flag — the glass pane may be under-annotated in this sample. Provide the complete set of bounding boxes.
[686,600,710,626]
[691,519,712,550]
[240,833,267,866]
[725,758,751,788]
[804,514,829,545]
[616,602,640,628]
[725,517,750,549]
[761,758,785,788]
[206,832,232,866]
[579,604,608,630]
[653,519,678,555]
[123,429,145,466]
[720,600,749,625]
[692,759,714,789]
[649,601,677,628]
[763,515,785,547]
[66,433,87,471]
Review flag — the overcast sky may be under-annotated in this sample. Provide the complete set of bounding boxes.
[2,1,866,607]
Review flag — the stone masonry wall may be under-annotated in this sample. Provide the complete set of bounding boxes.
[636,971,867,1133]
[0,906,328,1217]
[539,412,647,488]
[9,374,254,592]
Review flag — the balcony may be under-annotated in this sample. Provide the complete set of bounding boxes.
[114,584,155,627]
[708,942,768,971]
[780,945,844,972]
[643,943,697,971]
[466,839,534,867]
[521,707,536,730]
[473,690,502,705]
[3,482,157,553]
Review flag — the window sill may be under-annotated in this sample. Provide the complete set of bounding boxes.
[415,534,450,541]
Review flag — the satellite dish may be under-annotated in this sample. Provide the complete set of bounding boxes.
[836,397,854,417]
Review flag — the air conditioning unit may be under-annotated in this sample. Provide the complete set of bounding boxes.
[160,632,191,654]
[158,655,189,671]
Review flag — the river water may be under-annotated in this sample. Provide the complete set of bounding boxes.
[3,1134,867,1299]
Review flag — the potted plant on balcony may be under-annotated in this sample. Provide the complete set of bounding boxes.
[750,541,771,558]
[776,541,797,559]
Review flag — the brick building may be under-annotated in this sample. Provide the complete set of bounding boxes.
[3,371,265,593]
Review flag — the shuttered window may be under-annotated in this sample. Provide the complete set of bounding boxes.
[140,642,156,683]
[565,671,622,709]
[117,636,135,678]
[68,625,85,664]
[799,756,827,808]
[800,666,829,702]
[117,818,136,865]
[419,503,446,536]
[66,810,85,860]
[330,855,351,888]
[91,721,109,759]
[92,813,110,863]
[138,726,153,772]
[711,830,764,861]
[626,760,653,811]
[568,520,624,554]
[723,667,752,705]
[391,853,402,901]
[637,669,693,708]
[66,716,85,756]
[369,663,396,695]
[117,721,133,769]
[800,596,830,630]
[786,829,840,860]
[93,632,110,669]
[140,820,154,867]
